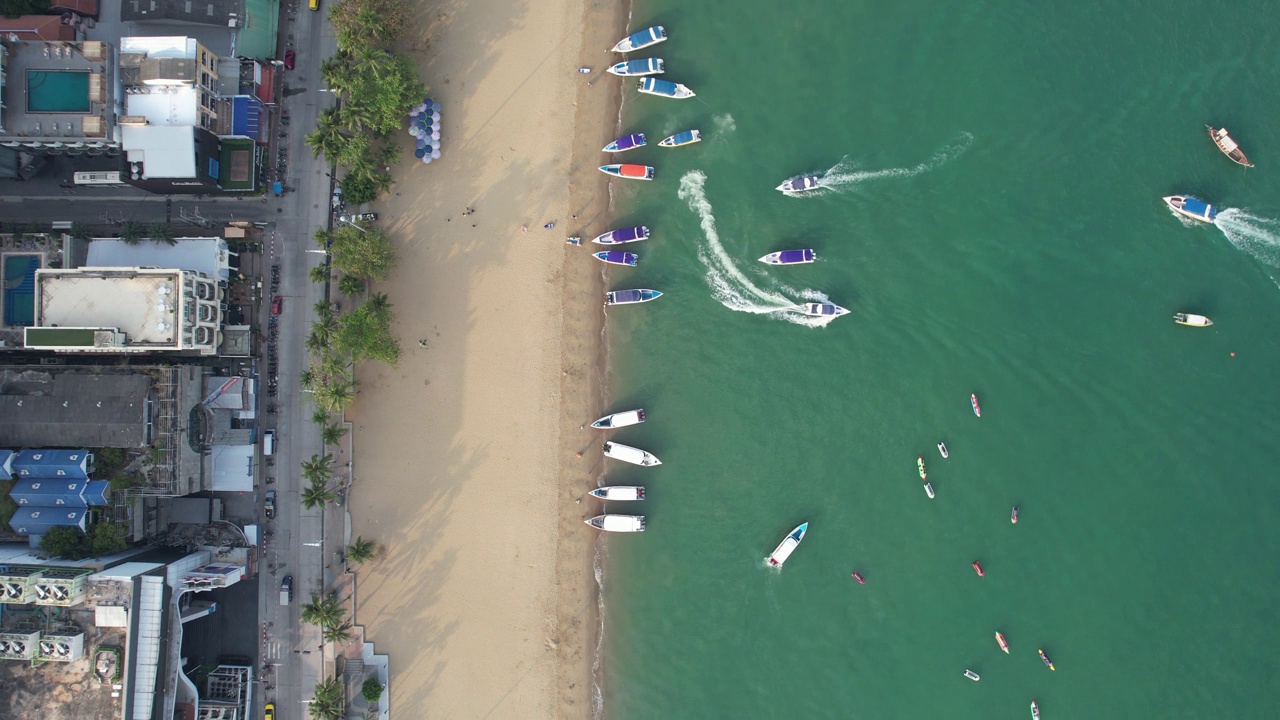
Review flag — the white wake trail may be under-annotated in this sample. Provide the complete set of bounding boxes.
[789,131,975,194]
[1214,209,1280,268]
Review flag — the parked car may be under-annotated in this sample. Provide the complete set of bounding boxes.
[264,490,276,519]
[283,50,295,70]
[271,295,283,315]
[339,212,378,224]
[265,703,275,720]
[331,186,344,210]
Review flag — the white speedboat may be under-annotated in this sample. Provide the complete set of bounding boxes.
[759,249,816,265]
[585,514,647,532]
[776,174,821,193]
[1173,312,1213,327]
[938,442,949,459]
[964,669,980,682]
[659,129,701,147]
[608,58,664,76]
[588,486,645,501]
[800,303,848,318]
[924,482,935,499]
[1162,195,1218,223]
[603,441,661,467]
[638,77,695,99]
[590,409,645,429]
[611,26,667,53]
[765,522,808,567]
[593,226,650,244]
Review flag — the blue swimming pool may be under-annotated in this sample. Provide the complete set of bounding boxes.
[3,255,40,326]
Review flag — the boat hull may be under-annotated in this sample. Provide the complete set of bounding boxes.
[593,226,650,244]
[1173,312,1213,327]
[639,77,695,99]
[776,175,821,193]
[971,393,982,417]
[599,164,655,181]
[602,133,646,153]
[659,129,701,147]
[996,632,1009,654]
[1163,195,1218,223]
[1039,649,1055,671]
[588,486,645,501]
[590,409,645,429]
[937,442,949,459]
[611,26,667,53]
[607,58,664,76]
[1207,125,1253,167]
[603,441,661,467]
[585,514,646,532]
[606,289,662,305]
[924,483,934,499]
[593,251,638,267]
[759,249,816,265]
[766,522,808,567]
[802,302,848,317]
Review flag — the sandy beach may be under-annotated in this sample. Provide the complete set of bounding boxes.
[348,0,626,717]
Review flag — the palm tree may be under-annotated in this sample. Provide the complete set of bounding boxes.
[321,422,348,446]
[300,454,334,485]
[312,409,331,426]
[119,221,145,245]
[316,379,357,414]
[301,480,337,510]
[321,618,354,643]
[301,592,346,628]
[337,274,365,297]
[69,222,93,241]
[345,536,379,565]
[305,107,349,160]
[149,223,176,246]
[308,677,344,720]
[305,327,329,354]
[309,264,330,284]
[364,292,393,322]
[299,367,318,393]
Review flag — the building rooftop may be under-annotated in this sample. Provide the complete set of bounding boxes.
[0,40,115,144]
[36,268,183,346]
[120,124,197,178]
[125,88,200,126]
[119,36,199,61]
[0,369,150,448]
[86,237,231,280]
[0,17,75,42]
[121,0,239,26]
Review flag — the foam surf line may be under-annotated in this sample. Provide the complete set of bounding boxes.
[1214,208,1280,268]
[818,131,975,189]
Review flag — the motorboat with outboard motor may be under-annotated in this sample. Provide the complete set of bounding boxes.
[599,163,655,180]
[659,129,701,147]
[1163,195,1218,223]
[851,571,865,584]
[924,483,935,499]
[602,133,646,152]
[964,669,980,682]
[588,486,645,501]
[938,442,949,459]
[776,174,821,193]
[606,289,662,306]
[590,409,645,429]
[800,303,848,318]
[638,77,695,99]
[611,26,667,53]
[602,441,661,467]
[917,456,927,480]
[1031,701,1040,720]
[593,250,639,267]
[1173,312,1213,327]
[608,58,664,76]
[766,522,808,568]
[593,226,649,244]
[759,249,816,265]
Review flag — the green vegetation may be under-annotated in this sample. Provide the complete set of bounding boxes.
[308,676,345,720]
[119,221,145,246]
[321,422,348,446]
[334,293,400,365]
[300,453,335,485]
[0,0,49,20]
[345,536,381,566]
[361,677,384,704]
[314,225,397,282]
[0,479,16,531]
[301,480,337,511]
[301,592,353,650]
[39,521,127,560]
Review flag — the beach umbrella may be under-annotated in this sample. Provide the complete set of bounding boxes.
[431,130,441,141]
[431,101,441,111]
[414,148,426,158]
[430,149,440,159]
[416,139,427,149]
[423,96,432,104]
[431,111,440,122]
[422,156,432,164]
[422,144,433,153]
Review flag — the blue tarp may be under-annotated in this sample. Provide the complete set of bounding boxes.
[1182,198,1216,220]
[9,507,87,536]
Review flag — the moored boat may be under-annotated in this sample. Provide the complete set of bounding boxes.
[585,514,646,532]
[611,26,666,53]
[602,133,646,153]
[971,393,982,417]
[593,226,650,244]
[800,302,848,318]
[917,456,927,480]
[1011,506,1019,524]
[588,486,645,501]
[938,442,949,459]
[924,482,935,499]
[593,250,638,267]
[776,174,821,193]
[608,58,664,76]
[599,163,655,180]
[1173,312,1213,327]
[607,289,662,306]
[590,409,645,429]
[996,632,1009,654]
[659,129,701,147]
[602,441,661,467]
[1207,125,1253,167]
[964,669,980,682]
[638,77,695,99]
[766,522,808,567]
[1038,648,1055,671]
[1031,701,1040,720]
[1163,195,1218,223]
[972,560,985,577]
[759,249,817,265]
[851,571,865,584]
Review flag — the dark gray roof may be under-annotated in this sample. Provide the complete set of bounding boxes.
[0,369,151,448]
[121,0,241,25]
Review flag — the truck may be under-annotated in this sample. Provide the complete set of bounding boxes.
[280,575,293,605]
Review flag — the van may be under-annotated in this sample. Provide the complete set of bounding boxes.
[280,575,293,605]
[308,0,318,10]
[262,429,275,456]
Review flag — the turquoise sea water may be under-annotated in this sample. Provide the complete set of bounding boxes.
[597,1,1280,718]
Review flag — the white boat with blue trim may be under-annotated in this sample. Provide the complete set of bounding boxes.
[590,408,645,429]
[759,249,816,265]
[766,522,808,567]
[602,133,646,153]
[639,77,695,99]
[659,129,701,147]
[1163,195,1218,223]
[589,486,645,501]
[611,26,667,53]
[800,302,848,318]
[608,58,664,76]
[607,289,662,306]
[777,174,822,193]
[593,226,649,244]
[585,514,646,532]
[603,441,661,467]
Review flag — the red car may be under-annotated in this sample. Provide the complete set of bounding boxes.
[283,50,295,70]
[271,295,283,315]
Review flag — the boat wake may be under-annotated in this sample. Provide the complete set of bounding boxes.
[1214,209,1280,268]
[799,131,975,194]
[678,170,837,327]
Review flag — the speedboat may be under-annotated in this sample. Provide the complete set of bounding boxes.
[588,486,645,501]
[639,77,695,99]
[593,250,638,267]
[1207,125,1253,167]
[599,163,655,180]
[611,26,666,53]
[1038,648,1055,671]
[659,129,701,147]
[970,393,982,417]
[776,174,821,193]
[964,669,980,682]
[607,289,662,306]
[972,561,985,577]
[1163,195,1218,223]
[1011,506,1019,524]
[924,483,935,499]
[759,249,816,265]
[602,133,646,152]
[937,442,949,459]
[765,522,808,568]
[1031,701,1040,720]
[1173,312,1213,327]
[593,226,650,244]
[585,514,646,532]
[590,409,645,429]
[851,571,865,584]
[608,58,664,76]
[602,441,661,467]
[996,632,1009,654]
[800,303,848,318]
[917,456,927,480]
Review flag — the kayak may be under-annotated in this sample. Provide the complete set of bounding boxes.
[971,393,982,417]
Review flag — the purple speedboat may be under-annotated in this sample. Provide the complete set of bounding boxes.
[593,226,650,244]
[602,133,647,153]
[593,251,638,267]
[759,249,817,265]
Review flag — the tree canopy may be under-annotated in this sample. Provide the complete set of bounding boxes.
[334,293,400,365]
[39,522,126,560]
[315,225,397,281]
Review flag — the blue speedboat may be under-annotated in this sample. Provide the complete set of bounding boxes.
[608,58,664,76]
[602,133,646,153]
[659,129,701,148]
[592,226,650,244]
[1163,195,1218,223]
[612,26,667,53]
[606,289,662,305]
[638,77,695,99]
[759,249,816,265]
[593,251,638,267]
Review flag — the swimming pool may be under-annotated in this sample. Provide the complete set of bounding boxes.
[26,70,91,113]
[3,255,40,327]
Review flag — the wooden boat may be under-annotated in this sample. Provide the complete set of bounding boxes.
[776,174,821,193]
[659,129,701,147]
[917,456,927,481]
[971,393,982,417]
[851,571,865,584]
[585,514,646,532]
[766,522,808,567]
[1173,312,1213,327]
[593,250,638,267]
[608,58,664,76]
[964,669,980,682]
[593,226,649,244]
[759,249,816,265]
[972,560,985,577]
[996,632,1009,654]
[588,486,645,501]
[606,289,662,306]
[1207,125,1253,167]
[638,77,695,99]
[799,302,848,318]
[1163,195,1218,223]
[602,441,661,467]
[590,409,645,429]
[1031,701,1040,720]
[611,26,666,53]
[599,163,655,180]
[1038,648,1055,671]
[602,133,646,153]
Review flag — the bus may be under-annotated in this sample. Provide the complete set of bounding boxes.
[72,171,127,187]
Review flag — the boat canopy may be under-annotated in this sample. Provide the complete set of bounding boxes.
[612,226,646,242]
[596,487,643,501]
[591,514,646,532]
[1218,134,1239,152]
[613,134,644,150]
[644,78,677,95]
[778,249,813,264]
[1182,197,1215,219]
[611,290,644,304]
[626,59,657,73]
[629,27,660,47]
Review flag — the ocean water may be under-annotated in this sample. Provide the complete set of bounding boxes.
[597,1,1280,717]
